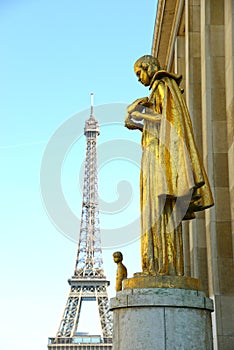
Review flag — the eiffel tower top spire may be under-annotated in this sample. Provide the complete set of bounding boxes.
[84,92,100,135]
[90,92,94,118]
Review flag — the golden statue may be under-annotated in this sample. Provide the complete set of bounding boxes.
[125,55,214,277]
[113,251,128,292]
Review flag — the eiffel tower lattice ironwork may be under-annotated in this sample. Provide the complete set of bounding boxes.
[48,94,113,350]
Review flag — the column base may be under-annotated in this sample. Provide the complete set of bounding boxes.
[110,287,214,350]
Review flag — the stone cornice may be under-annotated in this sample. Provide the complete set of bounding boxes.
[152,0,185,70]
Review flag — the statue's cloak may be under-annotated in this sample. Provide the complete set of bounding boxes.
[143,70,214,219]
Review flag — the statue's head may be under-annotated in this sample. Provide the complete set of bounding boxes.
[113,251,123,263]
[134,55,161,86]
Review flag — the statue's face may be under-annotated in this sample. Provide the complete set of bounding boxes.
[113,254,122,263]
[134,66,151,86]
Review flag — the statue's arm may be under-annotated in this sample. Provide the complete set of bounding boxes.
[125,96,157,131]
[130,110,161,123]
[127,97,149,114]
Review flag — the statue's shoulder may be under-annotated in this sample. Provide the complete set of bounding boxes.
[151,70,182,86]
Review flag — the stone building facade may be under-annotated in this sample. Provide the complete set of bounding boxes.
[152,0,234,349]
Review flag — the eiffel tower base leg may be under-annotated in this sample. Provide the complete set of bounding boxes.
[110,279,214,350]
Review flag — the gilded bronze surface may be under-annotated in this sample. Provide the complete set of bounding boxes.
[125,55,214,278]
[122,275,202,291]
[113,251,128,292]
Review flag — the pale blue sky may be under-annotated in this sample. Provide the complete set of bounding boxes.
[1,1,157,349]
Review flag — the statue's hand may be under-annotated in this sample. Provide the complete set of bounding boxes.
[127,97,148,114]
[125,118,138,129]
[125,112,132,125]
[125,114,143,131]
[125,121,138,129]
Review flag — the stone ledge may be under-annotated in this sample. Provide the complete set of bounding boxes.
[110,287,214,312]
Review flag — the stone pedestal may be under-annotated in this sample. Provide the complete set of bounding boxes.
[110,279,214,350]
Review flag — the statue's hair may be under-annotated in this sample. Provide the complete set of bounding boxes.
[113,251,123,259]
[134,55,161,76]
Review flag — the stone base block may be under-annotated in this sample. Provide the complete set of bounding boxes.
[110,288,214,350]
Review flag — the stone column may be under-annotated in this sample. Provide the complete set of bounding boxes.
[225,0,234,256]
[184,0,209,295]
[110,277,214,350]
[200,0,234,348]
[174,35,191,278]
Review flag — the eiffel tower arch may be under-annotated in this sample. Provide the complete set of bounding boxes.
[48,94,113,349]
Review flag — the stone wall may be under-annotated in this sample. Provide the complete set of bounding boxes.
[152,1,234,348]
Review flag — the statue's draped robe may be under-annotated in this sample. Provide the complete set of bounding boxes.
[140,71,214,275]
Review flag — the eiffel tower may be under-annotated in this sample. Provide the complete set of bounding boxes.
[48,94,113,349]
